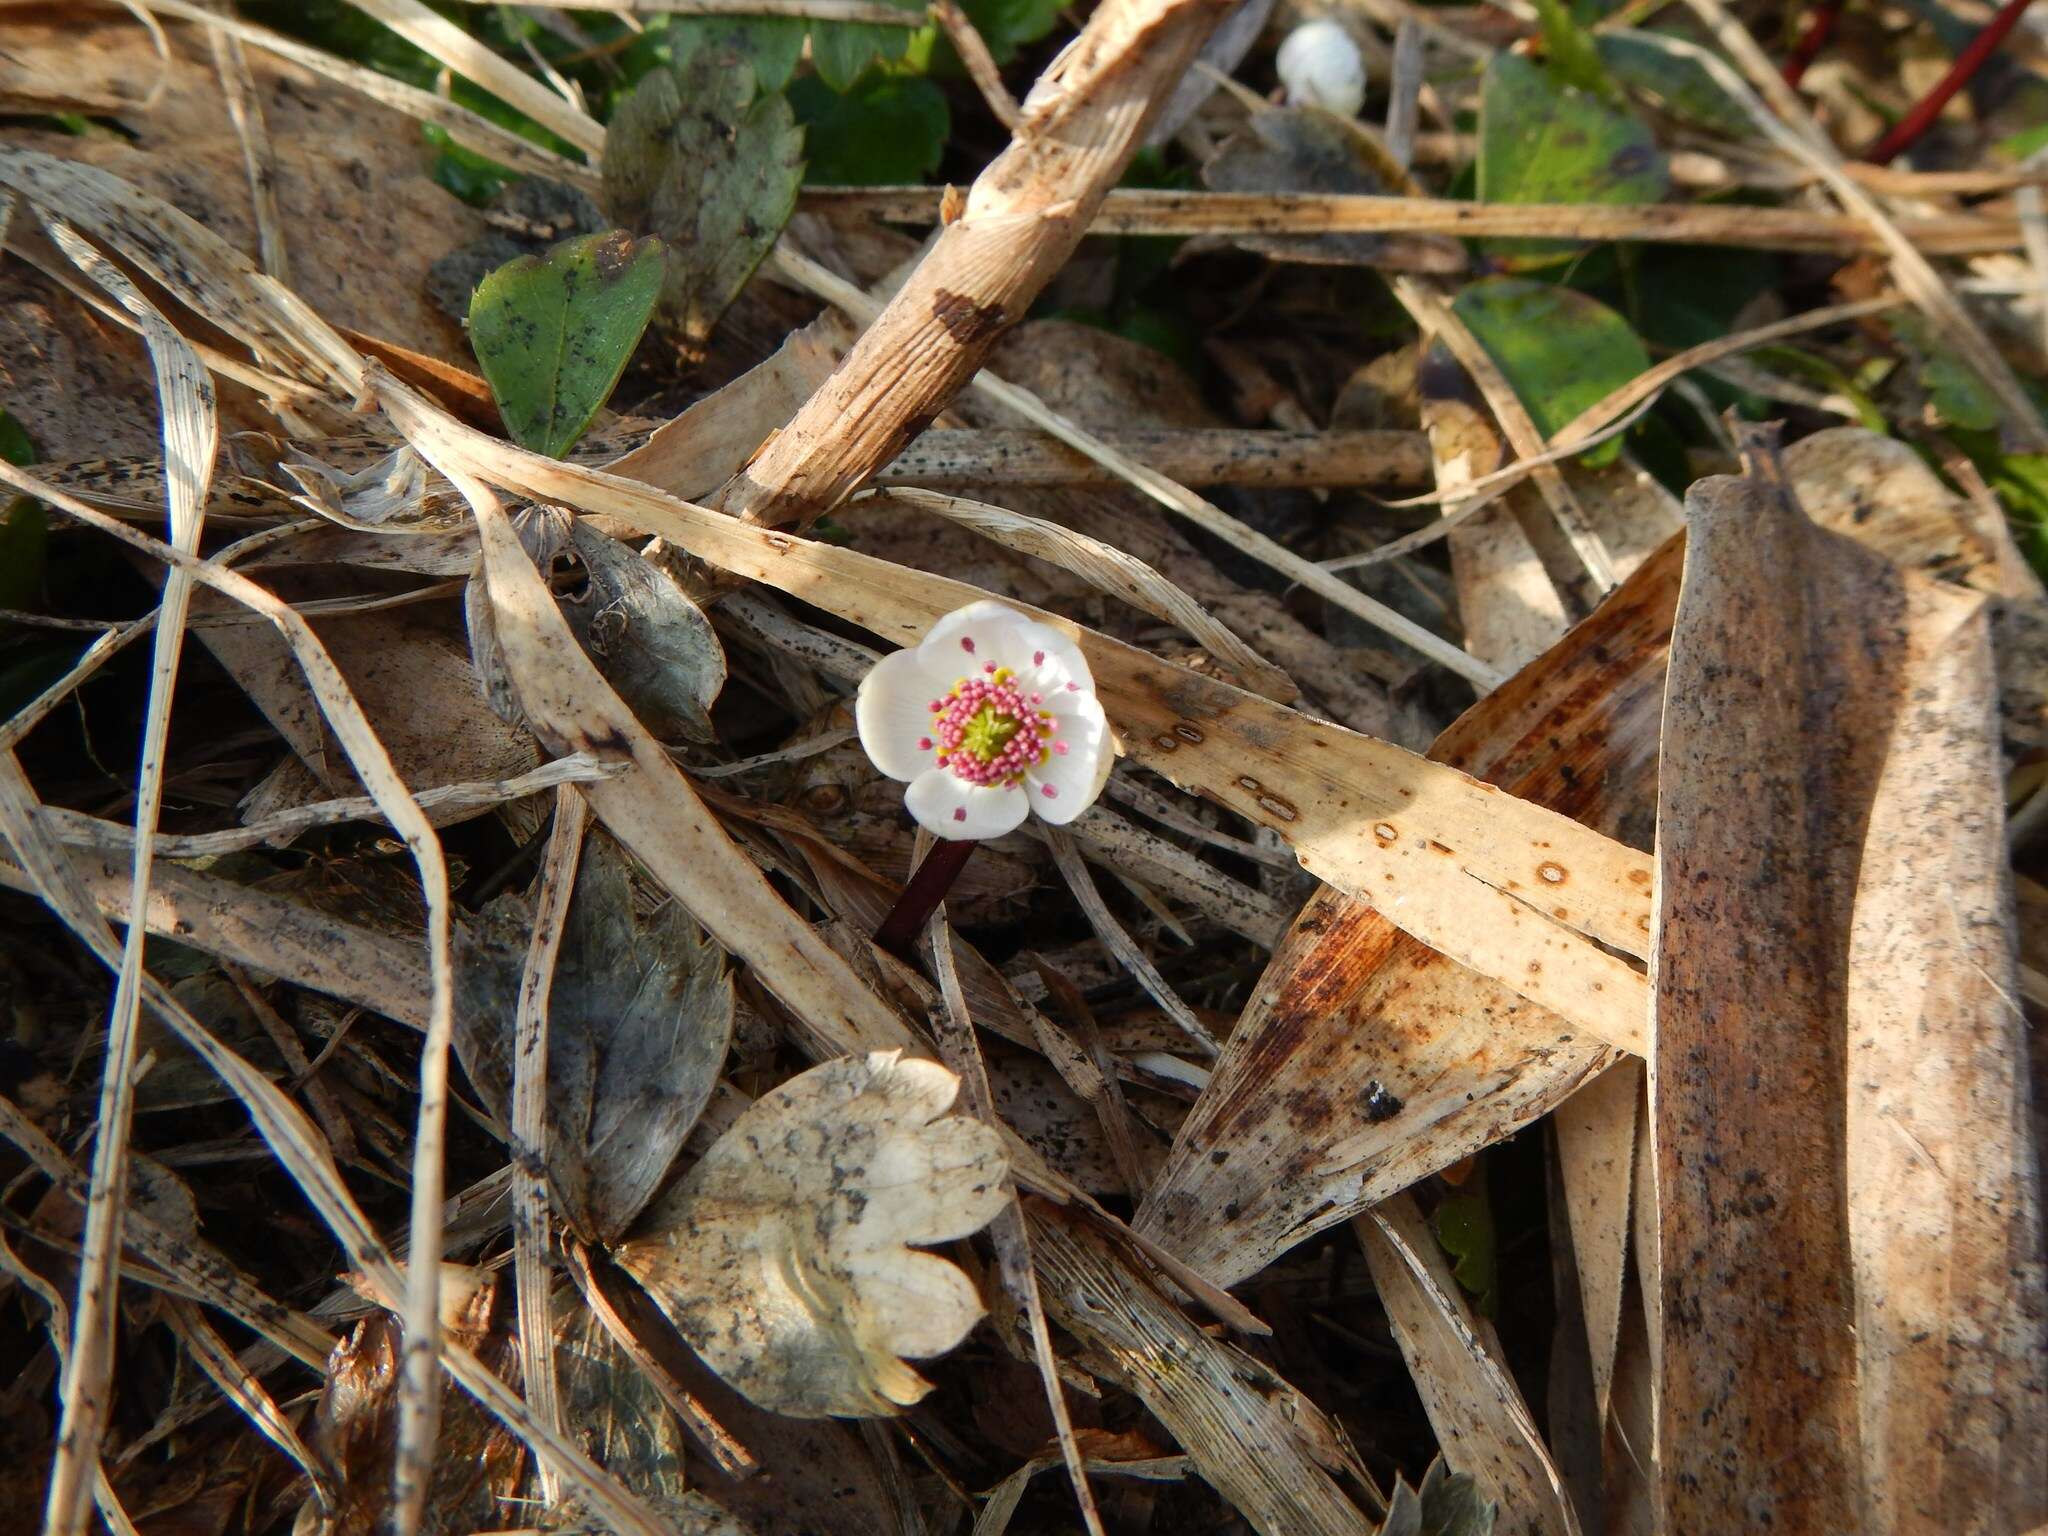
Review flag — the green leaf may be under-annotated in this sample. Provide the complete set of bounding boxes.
[468,230,665,458]
[1452,276,1651,467]
[1953,430,2048,580]
[1530,0,1616,101]
[790,75,949,186]
[1373,1458,1498,1536]
[0,408,45,611]
[810,20,911,90]
[1597,32,1753,138]
[664,14,808,93]
[1430,1192,1499,1314]
[957,0,1063,64]
[1894,314,2002,433]
[602,53,805,347]
[1477,54,1667,269]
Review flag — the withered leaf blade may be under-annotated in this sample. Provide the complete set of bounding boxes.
[1133,539,1684,1286]
[458,828,735,1246]
[561,520,726,745]
[1655,434,2047,1530]
[614,1051,1007,1418]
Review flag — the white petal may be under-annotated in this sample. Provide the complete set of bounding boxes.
[1023,698,1112,825]
[922,600,1034,663]
[857,648,958,781]
[905,770,1030,840]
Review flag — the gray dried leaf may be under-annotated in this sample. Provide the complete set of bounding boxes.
[560,521,725,744]
[458,829,734,1245]
[614,1051,1008,1418]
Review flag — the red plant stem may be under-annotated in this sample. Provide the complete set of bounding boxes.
[874,838,977,961]
[1865,0,2037,164]
[1782,0,1845,87]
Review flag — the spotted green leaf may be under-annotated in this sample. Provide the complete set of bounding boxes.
[1478,53,1666,269]
[468,230,664,459]
[602,51,805,347]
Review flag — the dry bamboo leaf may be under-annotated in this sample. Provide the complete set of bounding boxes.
[558,519,728,744]
[614,1051,1007,1417]
[1550,1058,1638,1424]
[1839,570,2048,1526]
[1134,540,1683,1284]
[1645,433,2041,1529]
[1359,1196,1579,1536]
[381,392,1656,1054]
[460,829,735,1246]
[1029,1199,1378,1536]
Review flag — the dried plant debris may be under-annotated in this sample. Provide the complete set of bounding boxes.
[615,1052,1008,1416]
[2,1,2046,1533]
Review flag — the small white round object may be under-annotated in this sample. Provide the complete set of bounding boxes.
[1276,18,1367,117]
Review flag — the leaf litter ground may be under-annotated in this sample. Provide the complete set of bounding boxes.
[0,3,2043,1535]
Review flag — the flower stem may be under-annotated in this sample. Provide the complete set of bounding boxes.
[1781,0,1843,88]
[875,838,977,961]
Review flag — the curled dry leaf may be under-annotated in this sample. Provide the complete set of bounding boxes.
[615,1051,1008,1418]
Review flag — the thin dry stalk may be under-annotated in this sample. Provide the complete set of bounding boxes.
[880,426,1431,490]
[36,217,217,1536]
[162,1300,329,1505]
[204,0,288,283]
[222,962,359,1166]
[931,0,1022,127]
[1045,828,1220,1056]
[798,186,2023,256]
[924,913,1106,1536]
[509,788,589,1506]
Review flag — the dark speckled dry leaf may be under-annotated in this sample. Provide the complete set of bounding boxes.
[458,830,734,1245]
[614,1051,1007,1418]
[560,520,726,744]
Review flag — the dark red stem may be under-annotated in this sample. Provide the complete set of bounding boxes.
[1782,0,1845,87]
[1864,0,2036,164]
[874,838,976,961]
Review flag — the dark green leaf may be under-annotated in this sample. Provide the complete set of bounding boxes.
[790,74,949,186]
[468,229,665,458]
[1477,54,1667,269]
[809,20,911,90]
[1597,32,1754,138]
[958,0,1063,64]
[1453,276,1651,467]
[602,54,805,346]
[1372,1458,1498,1536]
[664,14,809,93]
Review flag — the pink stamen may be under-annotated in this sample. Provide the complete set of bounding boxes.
[960,636,976,654]
[925,669,1053,789]
[983,661,997,674]
[918,737,933,751]
[1041,784,1058,798]
[953,806,967,822]
[1066,681,1080,692]
[1033,650,1045,666]
[1054,742,1069,755]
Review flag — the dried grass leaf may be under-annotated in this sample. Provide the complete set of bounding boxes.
[616,1051,1008,1417]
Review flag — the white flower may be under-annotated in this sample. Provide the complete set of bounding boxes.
[1276,19,1366,117]
[856,601,1113,841]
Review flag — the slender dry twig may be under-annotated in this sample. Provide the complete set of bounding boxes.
[931,0,1022,127]
[204,0,289,283]
[509,788,588,1505]
[798,186,2024,256]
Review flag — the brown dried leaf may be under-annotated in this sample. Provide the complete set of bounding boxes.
[615,1051,1008,1417]
[1651,432,2046,1530]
